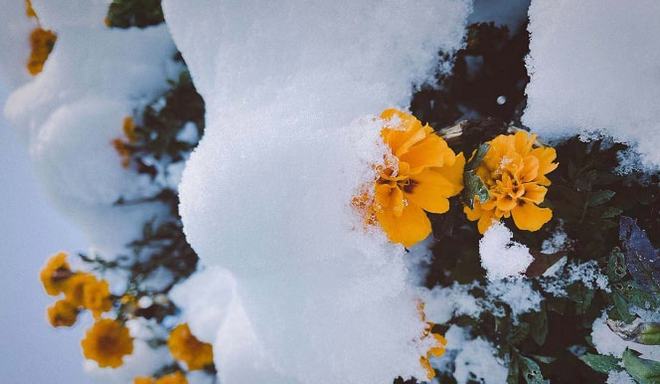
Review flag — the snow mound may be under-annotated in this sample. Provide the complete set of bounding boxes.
[524,0,660,169]
[479,222,534,281]
[163,0,471,383]
[3,7,178,255]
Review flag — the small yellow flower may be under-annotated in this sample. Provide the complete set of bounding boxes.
[27,28,57,76]
[155,372,188,384]
[40,252,74,296]
[83,279,113,318]
[63,272,97,307]
[47,299,79,327]
[356,109,465,247]
[167,323,214,371]
[464,131,557,234]
[81,319,133,368]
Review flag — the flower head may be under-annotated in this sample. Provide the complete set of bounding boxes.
[47,299,79,327]
[63,272,97,307]
[40,252,74,296]
[155,372,188,384]
[464,131,557,233]
[167,323,214,371]
[357,109,464,247]
[81,319,133,368]
[82,279,113,318]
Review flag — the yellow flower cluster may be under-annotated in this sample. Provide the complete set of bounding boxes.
[40,252,113,327]
[167,323,214,371]
[464,131,557,233]
[40,252,129,367]
[356,110,557,249]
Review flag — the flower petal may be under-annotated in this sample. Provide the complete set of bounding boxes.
[399,134,454,171]
[376,203,431,247]
[511,201,552,231]
[521,183,547,204]
[406,169,460,213]
[530,146,558,177]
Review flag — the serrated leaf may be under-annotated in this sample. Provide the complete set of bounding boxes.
[619,216,660,293]
[462,171,490,208]
[588,190,615,207]
[579,353,622,374]
[623,348,660,384]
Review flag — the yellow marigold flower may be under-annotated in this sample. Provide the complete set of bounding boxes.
[63,272,97,307]
[155,372,188,384]
[464,130,557,234]
[133,377,155,384]
[167,323,214,371]
[81,319,133,368]
[27,27,57,76]
[82,279,113,319]
[47,299,79,327]
[40,252,74,296]
[359,109,465,247]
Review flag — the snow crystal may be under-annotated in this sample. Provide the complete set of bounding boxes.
[607,371,635,384]
[3,6,178,255]
[163,0,471,382]
[453,334,508,384]
[423,283,483,324]
[540,260,609,296]
[541,226,569,255]
[524,0,660,169]
[591,312,660,361]
[479,223,534,281]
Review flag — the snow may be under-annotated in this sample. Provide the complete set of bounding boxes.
[591,312,660,361]
[607,371,635,384]
[479,223,534,281]
[435,325,509,384]
[540,260,609,296]
[524,0,660,169]
[163,0,471,383]
[3,6,179,256]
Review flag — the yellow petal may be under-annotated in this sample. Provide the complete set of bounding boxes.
[511,201,552,231]
[406,170,456,214]
[376,203,431,247]
[495,195,517,212]
[521,183,547,204]
[399,134,452,171]
[530,146,558,177]
[477,210,497,234]
[521,155,539,183]
[514,130,536,156]
[380,109,426,156]
[439,152,466,195]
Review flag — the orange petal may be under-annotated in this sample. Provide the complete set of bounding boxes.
[399,134,452,171]
[376,203,431,247]
[495,195,517,212]
[521,155,539,183]
[511,201,552,231]
[477,210,497,234]
[514,130,536,156]
[439,152,465,194]
[406,170,456,214]
[530,146,558,177]
[521,183,547,204]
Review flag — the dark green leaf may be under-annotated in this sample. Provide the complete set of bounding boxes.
[462,171,490,208]
[588,190,615,207]
[623,348,660,384]
[601,207,623,219]
[579,353,622,374]
[519,355,549,384]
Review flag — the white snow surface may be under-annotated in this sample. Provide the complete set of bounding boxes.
[524,0,660,169]
[163,1,471,383]
[2,4,179,255]
[479,222,534,281]
[607,371,635,384]
[591,312,660,361]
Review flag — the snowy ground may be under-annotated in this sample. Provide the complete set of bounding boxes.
[0,83,87,383]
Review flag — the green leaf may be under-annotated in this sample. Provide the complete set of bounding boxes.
[601,207,623,219]
[613,292,636,323]
[623,348,660,384]
[530,305,548,346]
[608,320,660,345]
[507,353,521,384]
[467,143,490,170]
[579,353,622,374]
[608,248,628,283]
[462,171,490,208]
[519,355,549,384]
[588,190,615,207]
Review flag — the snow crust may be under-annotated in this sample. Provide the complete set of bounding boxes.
[163,1,471,383]
[524,0,660,169]
[3,5,178,255]
[479,223,534,281]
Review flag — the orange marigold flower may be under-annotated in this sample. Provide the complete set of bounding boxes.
[27,27,57,76]
[47,299,79,327]
[82,279,113,319]
[358,109,465,247]
[81,319,133,368]
[40,252,74,296]
[63,272,97,307]
[167,323,214,371]
[464,130,557,234]
[155,372,188,384]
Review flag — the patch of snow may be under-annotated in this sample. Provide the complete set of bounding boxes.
[524,0,660,170]
[454,334,509,384]
[591,312,660,361]
[607,370,635,384]
[480,222,534,281]
[541,226,569,255]
[541,260,610,296]
[163,0,472,383]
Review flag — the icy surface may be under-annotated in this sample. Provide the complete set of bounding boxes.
[524,0,660,169]
[540,260,610,296]
[607,371,635,384]
[163,0,471,382]
[3,6,178,255]
[479,223,534,281]
[591,312,660,361]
